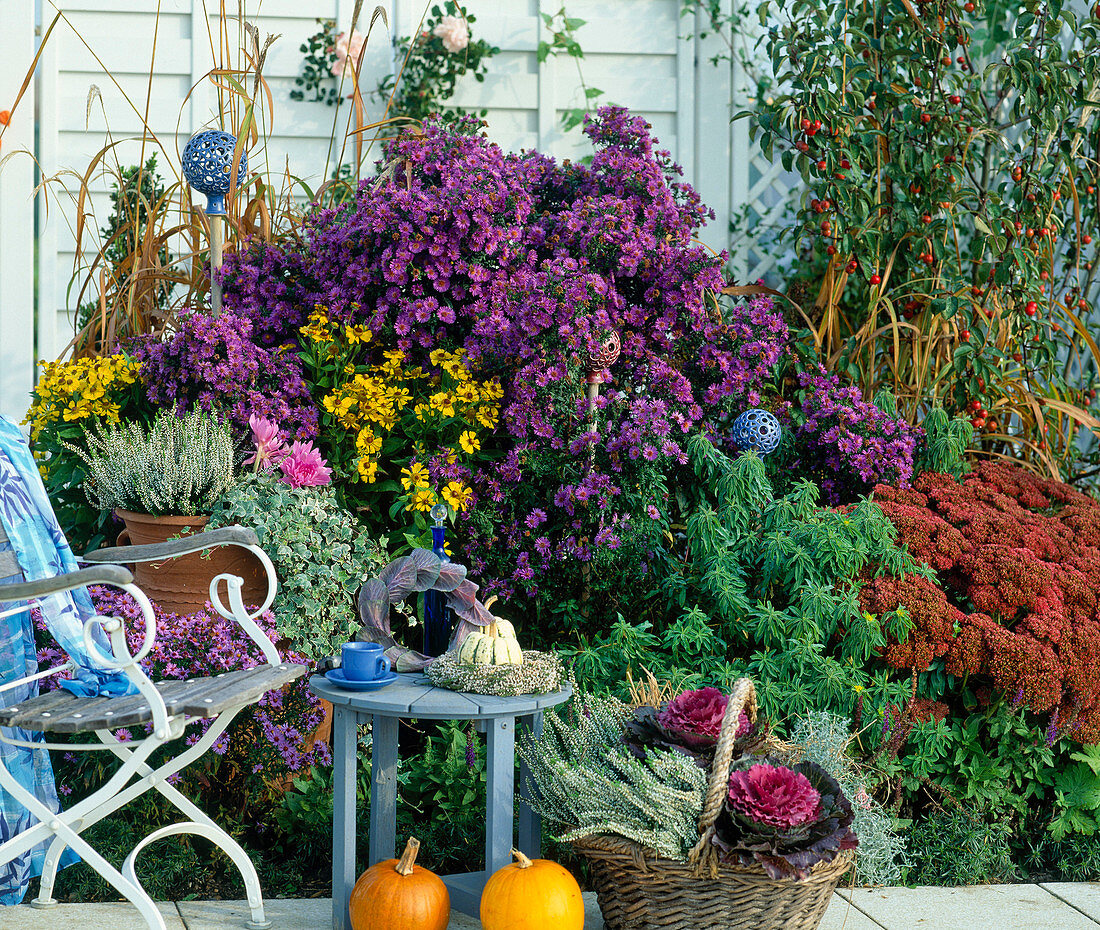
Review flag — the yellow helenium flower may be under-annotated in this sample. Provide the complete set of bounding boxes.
[409,488,436,512]
[459,430,480,454]
[345,325,373,344]
[356,429,383,455]
[441,481,472,512]
[400,462,431,491]
[357,458,379,483]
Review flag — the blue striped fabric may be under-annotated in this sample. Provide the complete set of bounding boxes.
[0,417,134,903]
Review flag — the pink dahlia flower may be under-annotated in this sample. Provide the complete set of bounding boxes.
[280,441,332,488]
[727,763,822,830]
[245,414,287,471]
[658,687,752,748]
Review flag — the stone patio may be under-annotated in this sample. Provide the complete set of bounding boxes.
[0,885,1098,929]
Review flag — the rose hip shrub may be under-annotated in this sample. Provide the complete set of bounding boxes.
[219,107,791,631]
[861,462,1100,742]
[755,0,1100,477]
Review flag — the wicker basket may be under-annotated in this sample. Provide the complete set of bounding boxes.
[572,679,854,930]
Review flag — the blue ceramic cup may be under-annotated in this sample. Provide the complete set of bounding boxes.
[341,642,391,681]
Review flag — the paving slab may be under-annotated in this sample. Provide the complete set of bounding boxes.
[1039,883,1100,922]
[0,901,183,929]
[840,884,1099,930]
[178,897,329,929]
[820,892,887,929]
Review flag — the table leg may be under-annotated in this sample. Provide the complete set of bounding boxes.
[517,711,543,858]
[331,705,357,930]
[485,716,515,876]
[369,714,399,866]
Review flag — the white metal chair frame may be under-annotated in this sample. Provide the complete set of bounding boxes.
[0,527,297,930]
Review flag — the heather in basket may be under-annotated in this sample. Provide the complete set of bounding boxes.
[711,756,858,880]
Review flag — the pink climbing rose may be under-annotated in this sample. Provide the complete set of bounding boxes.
[433,15,469,53]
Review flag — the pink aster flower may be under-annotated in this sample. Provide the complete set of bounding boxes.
[279,441,333,488]
[727,763,822,830]
[244,414,288,472]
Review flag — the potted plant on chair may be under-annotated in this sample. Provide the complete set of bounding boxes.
[68,409,264,614]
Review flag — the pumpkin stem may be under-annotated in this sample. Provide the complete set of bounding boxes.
[395,838,420,876]
[510,848,533,869]
[488,620,498,638]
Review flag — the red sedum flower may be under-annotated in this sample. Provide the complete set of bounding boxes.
[727,763,822,830]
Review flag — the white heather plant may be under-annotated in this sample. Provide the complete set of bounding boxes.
[518,696,708,860]
[70,410,235,516]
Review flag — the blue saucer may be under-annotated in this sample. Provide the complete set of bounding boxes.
[325,669,399,691]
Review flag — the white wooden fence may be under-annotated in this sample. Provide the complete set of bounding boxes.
[0,0,795,422]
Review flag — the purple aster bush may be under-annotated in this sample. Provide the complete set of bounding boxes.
[220,106,789,618]
[792,365,920,504]
[36,586,328,806]
[134,310,318,441]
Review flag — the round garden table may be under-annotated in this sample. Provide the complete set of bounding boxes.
[309,672,572,929]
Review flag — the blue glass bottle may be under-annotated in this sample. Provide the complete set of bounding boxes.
[423,504,454,657]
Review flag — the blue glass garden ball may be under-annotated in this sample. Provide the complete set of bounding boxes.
[731,408,781,455]
[181,129,245,216]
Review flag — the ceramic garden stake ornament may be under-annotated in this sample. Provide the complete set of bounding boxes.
[730,408,782,456]
[181,129,245,317]
[584,330,620,465]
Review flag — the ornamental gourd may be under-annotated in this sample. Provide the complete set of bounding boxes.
[348,837,449,930]
[458,619,523,666]
[480,848,584,930]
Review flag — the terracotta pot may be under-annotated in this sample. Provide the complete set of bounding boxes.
[114,509,268,616]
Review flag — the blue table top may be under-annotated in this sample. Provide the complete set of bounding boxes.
[309,671,572,719]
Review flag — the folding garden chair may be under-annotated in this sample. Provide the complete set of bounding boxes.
[0,421,305,930]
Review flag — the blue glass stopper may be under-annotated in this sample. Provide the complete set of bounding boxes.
[730,408,782,456]
[181,129,245,216]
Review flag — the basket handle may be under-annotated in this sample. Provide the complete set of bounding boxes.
[686,677,758,878]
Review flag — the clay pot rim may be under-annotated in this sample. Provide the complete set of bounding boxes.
[114,509,211,526]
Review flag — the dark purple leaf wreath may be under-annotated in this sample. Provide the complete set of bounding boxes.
[356,548,497,671]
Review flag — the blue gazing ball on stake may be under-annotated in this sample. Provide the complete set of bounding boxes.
[731,408,781,455]
[182,129,244,216]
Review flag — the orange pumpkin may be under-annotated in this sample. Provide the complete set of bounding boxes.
[349,837,450,930]
[480,848,584,930]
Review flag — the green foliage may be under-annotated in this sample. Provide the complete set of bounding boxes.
[752,0,1100,475]
[628,436,921,728]
[208,473,387,659]
[886,706,1056,822]
[906,807,1017,885]
[537,6,605,131]
[67,410,235,516]
[915,408,973,480]
[289,18,343,107]
[378,3,498,124]
[1050,745,1100,840]
[519,696,708,860]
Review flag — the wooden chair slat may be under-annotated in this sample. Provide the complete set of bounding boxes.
[0,664,308,733]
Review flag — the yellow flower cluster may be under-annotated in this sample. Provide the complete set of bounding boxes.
[400,462,473,513]
[24,354,141,442]
[301,307,373,347]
